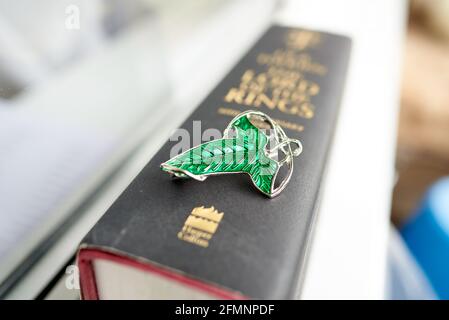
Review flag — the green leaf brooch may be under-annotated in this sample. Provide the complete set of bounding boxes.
[161,110,302,198]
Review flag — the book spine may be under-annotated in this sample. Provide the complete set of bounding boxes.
[79,25,351,299]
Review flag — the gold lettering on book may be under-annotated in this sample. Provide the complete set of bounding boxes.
[286,29,321,51]
[224,68,319,119]
[223,29,328,120]
[178,206,224,248]
[257,51,327,76]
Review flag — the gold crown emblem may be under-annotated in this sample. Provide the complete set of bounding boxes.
[191,206,224,223]
[286,30,320,51]
[178,206,224,248]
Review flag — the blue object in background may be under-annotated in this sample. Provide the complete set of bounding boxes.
[401,177,449,299]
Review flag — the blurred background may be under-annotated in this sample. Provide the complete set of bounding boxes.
[0,0,448,300]
[391,0,449,300]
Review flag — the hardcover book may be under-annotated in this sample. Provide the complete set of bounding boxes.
[77,25,351,299]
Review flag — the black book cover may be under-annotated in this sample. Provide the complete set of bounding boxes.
[78,25,351,299]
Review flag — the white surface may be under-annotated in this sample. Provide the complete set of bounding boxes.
[275,0,407,299]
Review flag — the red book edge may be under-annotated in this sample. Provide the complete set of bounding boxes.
[77,248,248,300]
